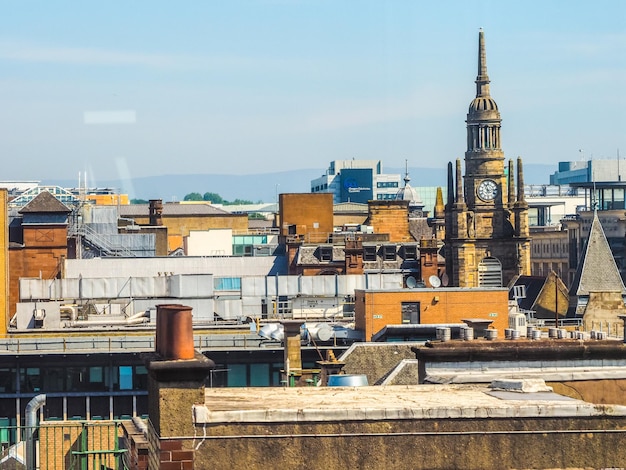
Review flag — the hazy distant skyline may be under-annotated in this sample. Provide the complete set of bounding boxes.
[0,1,624,187]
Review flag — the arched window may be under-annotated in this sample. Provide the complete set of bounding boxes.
[478,257,502,287]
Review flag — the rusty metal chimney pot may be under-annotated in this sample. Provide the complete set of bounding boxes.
[156,304,195,360]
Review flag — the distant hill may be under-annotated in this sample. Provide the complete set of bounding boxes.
[43,163,556,203]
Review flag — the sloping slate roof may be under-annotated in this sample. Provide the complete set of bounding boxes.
[19,190,71,213]
[408,218,431,241]
[296,245,345,265]
[119,203,231,217]
[509,275,546,311]
[570,213,626,296]
[333,202,369,213]
[247,219,274,229]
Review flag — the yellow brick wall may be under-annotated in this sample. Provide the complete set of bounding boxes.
[85,194,130,205]
[39,422,121,469]
[280,193,334,241]
[367,201,412,243]
[0,190,7,337]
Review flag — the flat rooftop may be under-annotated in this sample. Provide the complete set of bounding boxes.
[197,384,626,424]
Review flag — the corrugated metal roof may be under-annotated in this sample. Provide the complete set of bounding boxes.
[408,218,431,241]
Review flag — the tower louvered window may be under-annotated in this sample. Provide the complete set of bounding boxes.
[478,257,502,287]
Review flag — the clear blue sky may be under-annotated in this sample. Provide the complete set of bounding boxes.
[0,1,624,184]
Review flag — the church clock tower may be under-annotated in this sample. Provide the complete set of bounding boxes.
[444,29,530,287]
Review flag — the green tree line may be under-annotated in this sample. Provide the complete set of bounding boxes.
[130,192,259,205]
[183,192,258,205]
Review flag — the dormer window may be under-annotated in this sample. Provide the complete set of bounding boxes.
[403,245,418,260]
[363,245,377,262]
[319,246,333,262]
[383,245,396,261]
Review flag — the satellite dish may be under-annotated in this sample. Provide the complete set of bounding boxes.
[406,276,417,288]
[441,273,449,287]
[429,275,441,288]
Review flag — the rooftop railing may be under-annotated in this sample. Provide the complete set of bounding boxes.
[1,420,133,470]
[0,333,264,354]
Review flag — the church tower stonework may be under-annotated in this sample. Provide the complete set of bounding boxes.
[444,30,530,287]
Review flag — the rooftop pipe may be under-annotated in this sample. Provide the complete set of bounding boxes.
[25,394,46,470]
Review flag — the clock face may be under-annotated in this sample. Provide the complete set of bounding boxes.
[477,179,498,201]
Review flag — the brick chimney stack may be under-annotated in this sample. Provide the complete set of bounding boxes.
[144,304,214,468]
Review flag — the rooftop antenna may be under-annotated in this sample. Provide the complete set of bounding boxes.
[404,158,410,187]
[592,157,598,214]
[618,148,621,182]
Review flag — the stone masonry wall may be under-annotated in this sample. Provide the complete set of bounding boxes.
[192,416,626,470]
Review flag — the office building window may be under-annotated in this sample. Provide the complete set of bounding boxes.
[20,368,41,393]
[0,368,15,393]
[119,366,133,390]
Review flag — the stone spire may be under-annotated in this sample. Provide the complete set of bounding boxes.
[455,159,465,205]
[508,159,515,206]
[466,29,501,156]
[476,28,490,98]
[513,157,529,238]
[516,157,525,203]
[432,186,446,241]
[434,187,445,219]
[446,161,454,208]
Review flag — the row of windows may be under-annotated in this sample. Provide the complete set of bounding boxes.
[364,245,417,262]
[376,182,399,188]
[531,242,568,256]
[317,245,418,262]
[311,183,329,192]
[377,194,397,200]
[214,360,320,387]
[232,245,274,256]
[0,395,147,429]
[531,262,568,280]
[0,365,147,394]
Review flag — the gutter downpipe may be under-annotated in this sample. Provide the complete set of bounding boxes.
[25,394,46,470]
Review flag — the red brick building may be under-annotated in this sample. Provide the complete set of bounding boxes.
[8,191,70,322]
